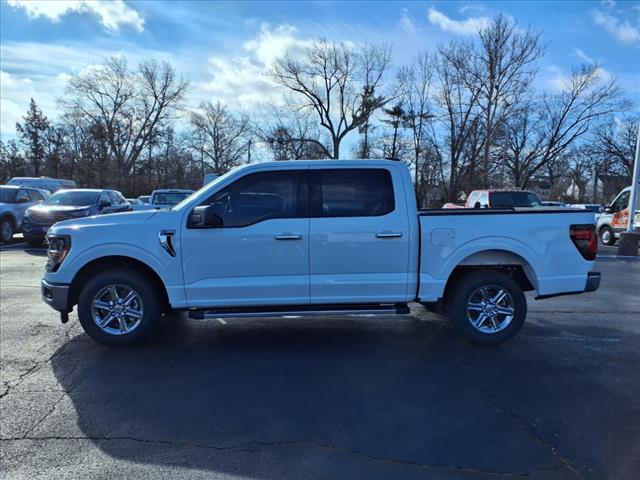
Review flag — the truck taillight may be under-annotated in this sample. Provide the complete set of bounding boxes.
[570,224,597,261]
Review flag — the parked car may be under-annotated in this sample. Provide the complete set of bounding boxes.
[0,185,50,243]
[137,195,150,205]
[597,187,640,245]
[7,177,76,193]
[128,197,152,211]
[149,189,194,209]
[465,189,543,208]
[40,160,599,346]
[23,189,131,247]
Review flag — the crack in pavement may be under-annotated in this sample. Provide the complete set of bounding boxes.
[0,435,565,478]
[454,356,586,480]
[0,323,82,401]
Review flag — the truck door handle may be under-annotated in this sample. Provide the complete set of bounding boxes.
[376,232,403,239]
[275,234,302,240]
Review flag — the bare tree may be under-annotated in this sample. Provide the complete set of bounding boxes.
[190,101,251,174]
[253,102,331,160]
[473,14,544,187]
[591,116,638,177]
[501,65,625,188]
[430,42,483,201]
[397,51,435,190]
[271,40,391,158]
[63,57,189,188]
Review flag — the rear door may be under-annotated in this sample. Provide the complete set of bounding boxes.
[308,166,411,304]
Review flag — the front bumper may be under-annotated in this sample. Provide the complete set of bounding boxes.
[22,220,51,238]
[41,278,71,312]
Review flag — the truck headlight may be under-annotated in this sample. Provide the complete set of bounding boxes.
[46,234,71,272]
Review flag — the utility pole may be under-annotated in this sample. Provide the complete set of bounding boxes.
[617,127,640,256]
[626,128,639,233]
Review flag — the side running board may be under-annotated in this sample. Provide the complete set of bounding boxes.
[188,303,410,320]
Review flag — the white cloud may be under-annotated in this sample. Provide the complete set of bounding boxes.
[592,9,640,44]
[574,48,595,64]
[243,24,310,66]
[545,65,613,93]
[427,7,489,36]
[399,10,417,37]
[7,0,144,32]
[201,24,312,109]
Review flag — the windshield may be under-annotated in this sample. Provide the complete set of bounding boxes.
[491,192,541,208]
[153,192,192,206]
[46,191,98,207]
[0,187,18,203]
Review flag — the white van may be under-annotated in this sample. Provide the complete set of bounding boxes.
[596,186,640,245]
[7,177,76,194]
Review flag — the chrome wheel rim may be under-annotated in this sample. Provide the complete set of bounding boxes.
[466,285,515,334]
[92,284,144,335]
[601,229,611,244]
[1,221,12,242]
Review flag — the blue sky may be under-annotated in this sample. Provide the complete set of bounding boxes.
[1,0,639,141]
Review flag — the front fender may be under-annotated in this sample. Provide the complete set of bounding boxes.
[46,241,187,308]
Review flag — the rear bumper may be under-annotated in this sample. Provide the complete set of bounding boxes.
[535,272,600,300]
[41,279,70,312]
[584,271,601,292]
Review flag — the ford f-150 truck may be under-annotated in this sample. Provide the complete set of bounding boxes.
[41,160,600,346]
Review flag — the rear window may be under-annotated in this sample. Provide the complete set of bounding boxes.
[153,192,192,206]
[311,169,395,217]
[0,187,18,203]
[490,192,541,208]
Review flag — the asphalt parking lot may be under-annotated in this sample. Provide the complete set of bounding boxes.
[1,243,639,480]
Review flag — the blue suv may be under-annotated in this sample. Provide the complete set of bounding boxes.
[23,189,131,246]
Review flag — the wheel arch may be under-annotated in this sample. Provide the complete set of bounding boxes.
[68,255,170,311]
[1,212,16,227]
[441,249,536,305]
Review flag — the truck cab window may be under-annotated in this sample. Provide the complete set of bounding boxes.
[610,191,630,212]
[311,169,394,217]
[200,171,306,227]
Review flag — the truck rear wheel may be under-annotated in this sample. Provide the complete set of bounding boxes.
[447,270,526,345]
[77,269,162,346]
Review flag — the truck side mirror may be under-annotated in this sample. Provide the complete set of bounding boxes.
[203,205,223,228]
[189,205,223,228]
[98,200,110,210]
[604,206,613,214]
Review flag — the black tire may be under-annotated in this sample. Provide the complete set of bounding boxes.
[599,226,616,246]
[26,237,44,248]
[77,269,162,346]
[447,270,527,345]
[1,217,14,244]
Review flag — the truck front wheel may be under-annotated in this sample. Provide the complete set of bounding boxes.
[77,269,162,346]
[447,270,526,345]
[599,226,616,246]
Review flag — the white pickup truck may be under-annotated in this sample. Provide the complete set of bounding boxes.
[41,160,600,346]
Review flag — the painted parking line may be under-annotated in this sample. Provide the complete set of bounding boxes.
[597,255,640,261]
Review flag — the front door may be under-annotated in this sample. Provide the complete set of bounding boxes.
[182,169,310,308]
[308,167,411,304]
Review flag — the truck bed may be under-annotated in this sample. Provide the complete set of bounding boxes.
[417,208,597,302]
